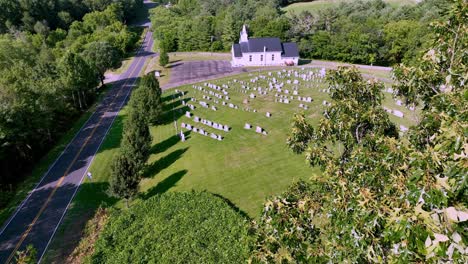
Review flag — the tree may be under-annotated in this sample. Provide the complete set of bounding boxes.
[288,67,397,167]
[108,152,139,207]
[131,73,163,125]
[58,51,99,110]
[120,106,152,173]
[83,41,121,86]
[15,244,37,264]
[254,1,467,262]
[159,49,169,67]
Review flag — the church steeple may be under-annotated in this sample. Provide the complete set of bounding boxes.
[239,24,248,43]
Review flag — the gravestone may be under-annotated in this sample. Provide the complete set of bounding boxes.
[244,123,252,129]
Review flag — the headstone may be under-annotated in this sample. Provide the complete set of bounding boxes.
[186,124,192,130]
[256,126,262,133]
[181,123,186,128]
[244,123,252,129]
[392,110,404,118]
[223,125,229,132]
[185,111,191,118]
[266,112,271,118]
[194,116,200,122]
[180,131,185,142]
[400,125,408,132]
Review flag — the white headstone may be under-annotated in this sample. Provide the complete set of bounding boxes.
[256,126,262,133]
[244,123,251,129]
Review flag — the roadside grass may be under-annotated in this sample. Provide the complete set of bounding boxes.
[169,52,231,62]
[283,0,418,15]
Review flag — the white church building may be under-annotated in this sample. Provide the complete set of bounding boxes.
[231,25,299,67]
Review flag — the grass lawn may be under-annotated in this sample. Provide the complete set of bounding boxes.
[283,0,418,15]
[169,52,231,62]
[43,68,418,262]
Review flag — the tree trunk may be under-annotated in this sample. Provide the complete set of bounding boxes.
[77,90,83,110]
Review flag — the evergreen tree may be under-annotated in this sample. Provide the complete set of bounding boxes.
[133,73,163,125]
[120,106,152,173]
[159,49,169,67]
[108,152,139,207]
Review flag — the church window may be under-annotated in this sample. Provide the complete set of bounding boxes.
[260,55,263,61]
[249,55,252,62]
[272,54,275,61]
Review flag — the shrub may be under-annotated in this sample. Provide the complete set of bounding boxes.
[89,192,253,263]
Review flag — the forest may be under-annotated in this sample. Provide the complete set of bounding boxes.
[151,0,450,65]
[0,0,143,206]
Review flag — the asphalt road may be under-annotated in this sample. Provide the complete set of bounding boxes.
[0,22,154,264]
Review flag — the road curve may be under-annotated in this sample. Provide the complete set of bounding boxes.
[0,21,154,264]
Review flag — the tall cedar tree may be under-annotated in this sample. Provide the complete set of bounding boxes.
[133,73,163,124]
[108,153,139,207]
[109,87,152,204]
[120,105,152,173]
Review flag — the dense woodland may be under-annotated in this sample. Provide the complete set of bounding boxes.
[151,0,450,65]
[0,0,143,205]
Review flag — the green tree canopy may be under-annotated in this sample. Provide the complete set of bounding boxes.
[83,41,121,85]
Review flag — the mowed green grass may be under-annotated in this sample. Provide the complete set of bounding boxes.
[283,0,418,14]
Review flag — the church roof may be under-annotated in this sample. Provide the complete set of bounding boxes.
[233,44,242,57]
[233,37,299,58]
[244,38,283,53]
[282,42,299,57]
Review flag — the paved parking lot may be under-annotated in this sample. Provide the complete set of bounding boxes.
[164,60,245,89]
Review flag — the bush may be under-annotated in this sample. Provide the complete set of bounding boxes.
[89,192,253,263]
[159,50,169,67]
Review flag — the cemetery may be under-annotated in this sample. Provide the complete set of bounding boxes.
[141,68,418,216]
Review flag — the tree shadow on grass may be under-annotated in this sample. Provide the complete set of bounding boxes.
[140,170,187,200]
[150,131,191,155]
[211,193,251,220]
[144,147,189,178]
[160,105,190,125]
[162,91,188,103]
